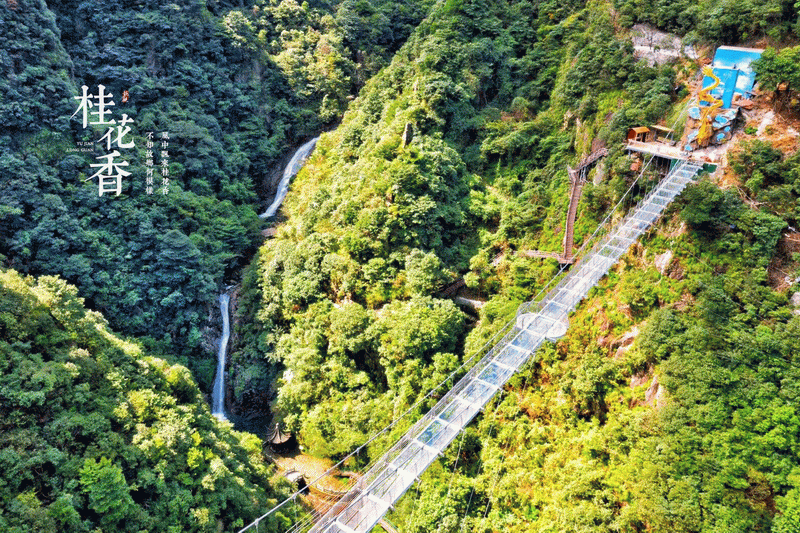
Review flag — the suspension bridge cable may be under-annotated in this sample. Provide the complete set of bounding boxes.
[475,352,538,531]
[451,350,536,531]
[406,453,425,528]
[519,148,661,318]
[445,422,467,501]
[469,148,697,530]
[285,491,343,533]
[461,109,698,530]
[349,148,673,533]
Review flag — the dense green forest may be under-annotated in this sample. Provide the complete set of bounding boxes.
[0,0,430,381]
[386,141,800,532]
[3,0,800,531]
[236,0,800,530]
[0,269,294,531]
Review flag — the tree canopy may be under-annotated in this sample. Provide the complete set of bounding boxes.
[0,269,292,532]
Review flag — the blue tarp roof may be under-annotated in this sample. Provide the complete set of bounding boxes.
[701,46,763,108]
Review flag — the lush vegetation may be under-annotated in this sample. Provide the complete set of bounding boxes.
[0,0,431,382]
[0,269,292,532]
[236,0,800,530]
[384,138,800,532]
[613,0,800,43]
[0,0,429,529]
[236,0,688,453]
[3,0,800,531]
[2,0,278,378]
[755,45,800,114]
[221,0,434,121]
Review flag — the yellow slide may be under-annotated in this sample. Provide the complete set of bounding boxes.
[697,66,724,148]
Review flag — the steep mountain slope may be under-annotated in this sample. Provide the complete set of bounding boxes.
[237,0,800,531]
[0,268,291,532]
[3,0,800,531]
[0,0,434,381]
[237,0,683,452]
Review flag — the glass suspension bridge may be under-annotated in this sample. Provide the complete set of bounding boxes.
[241,157,705,533]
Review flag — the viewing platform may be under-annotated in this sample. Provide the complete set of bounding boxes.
[625,139,689,161]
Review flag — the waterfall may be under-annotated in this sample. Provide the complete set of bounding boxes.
[212,293,230,420]
[212,138,317,420]
[259,137,320,219]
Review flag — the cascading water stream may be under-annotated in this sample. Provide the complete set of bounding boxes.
[212,293,230,420]
[259,137,320,219]
[213,138,320,420]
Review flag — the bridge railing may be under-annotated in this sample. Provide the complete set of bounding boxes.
[309,312,565,533]
[308,160,704,533]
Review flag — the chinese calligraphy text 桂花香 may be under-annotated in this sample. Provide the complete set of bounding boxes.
[71,84,135,197]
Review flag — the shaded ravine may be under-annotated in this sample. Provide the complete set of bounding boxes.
[212,138,321,424]
[212,293,231,420]
[260,137,320,219]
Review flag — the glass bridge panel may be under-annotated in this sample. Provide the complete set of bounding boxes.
[462,380,496,406]
[439,398,475,427]
[391,440,435,477]
[339,497,380,531]
[370,468,412,503]
[509,329,543,352]
[478,361,515,387]
[304,160,703,533]
[495,343,531,369]
[419,419,459,450]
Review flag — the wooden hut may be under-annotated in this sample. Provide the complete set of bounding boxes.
[627,126,653,143]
